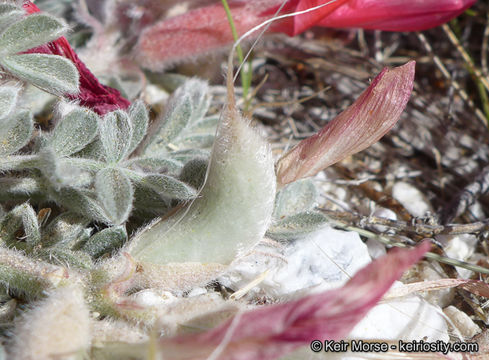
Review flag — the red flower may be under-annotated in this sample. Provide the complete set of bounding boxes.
[22,1,130,115]
[135,0,476,69]
[314,0,477,32]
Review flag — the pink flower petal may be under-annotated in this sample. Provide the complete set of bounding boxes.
[317,0,476,31]
[132,0,475,67]
[135,2,270,70]
[22,1,130,115]
[265,0,349,36]
[276,61,415,187]
[158,241,431,360]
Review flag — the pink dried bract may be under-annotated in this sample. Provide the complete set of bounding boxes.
[276,61,415,187]
[158,241,431,360]
[22,1,130,115]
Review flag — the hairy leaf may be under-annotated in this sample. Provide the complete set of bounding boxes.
[0,202,39,249]
[0,13,66,55]
[41,212,91,248]
[1,53,79,96]
[140,174,197,200]
[53,187,110,224]
[127,100,149,155]
[100,110,133,163]
[50,107,99,156]
[124,157,182,175]
[273,179,319,219]
[95,168,134,225]
[267,211,328,241]
[82,226,127,258]
[21,203,40,246]
[144,78,210,153]
[179,158,208,190]
[38,248,93,270]
[0,110,33,155]
[0,85,20,123]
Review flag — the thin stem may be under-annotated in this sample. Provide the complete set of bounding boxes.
[221,0,251,100]
[326,218,489,276]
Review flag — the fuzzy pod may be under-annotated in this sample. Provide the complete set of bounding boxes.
[125,103,276,266]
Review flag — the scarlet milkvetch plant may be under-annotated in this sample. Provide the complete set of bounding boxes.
[0,1,440,359]
[132,0,476,69]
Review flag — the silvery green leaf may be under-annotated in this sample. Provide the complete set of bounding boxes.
[0,175,41,202]
[21,203,40,246]
[178,134,214,149]
[0,206,23,246]
[144,79,209,153]
[1,53,79,96]
[186,78,211,124]
[53,187,110,224]
[95,168,133,225]
[100,110,133,163]
[0,85,20,123]
[0,3,20,16]
[133,185,170,217]
[148,93,192,148]
[37,147,60,188]
[188,115,219,134]
[141,174,196,200]
[273,179,319,219]
[267,211,328,241]
[0,110,33,155]
[179,158,208,190]
[73,138,105,160]
[169,149,210,163]
[41,212,90,247]
[82,226,127,258]
[127,100,148,155]
[0,202,37,248]
[38,248,93,270]
[124,157,182,175]
[50,107,99,156]
[32,0,76,19]
[40,150,93,189]
[0,13,66,55]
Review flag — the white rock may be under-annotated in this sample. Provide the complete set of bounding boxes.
[436,234,478,278]
[444,305,481,339]
[392,182,432,217]
[371,206,397,233]
[131,289,177,307]
[187,287,208,298]
[351,288,449,342]
[220,226,371,297]
[365,238,386,259]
